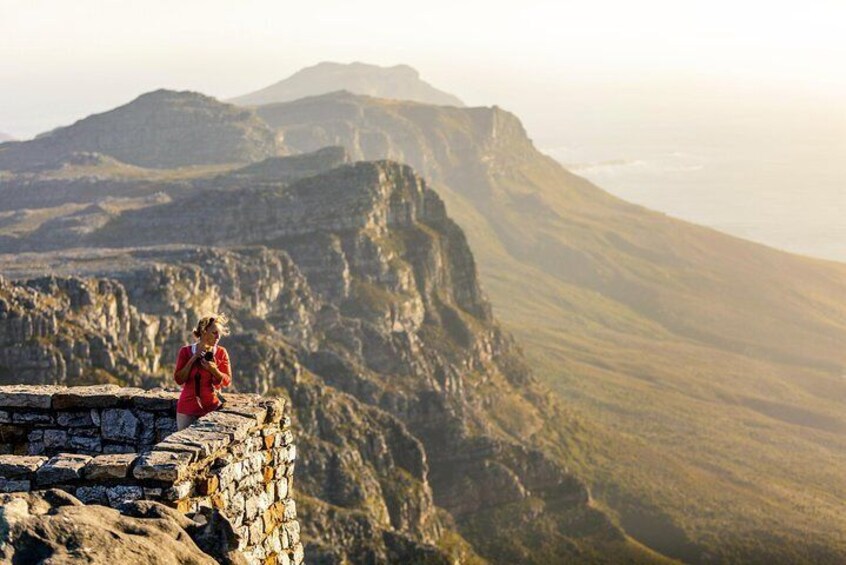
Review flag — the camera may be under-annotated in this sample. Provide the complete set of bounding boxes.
[203,351,214,362]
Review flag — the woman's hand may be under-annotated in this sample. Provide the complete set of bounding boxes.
[200,358,224,384]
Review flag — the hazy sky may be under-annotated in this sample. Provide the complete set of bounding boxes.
[2,0,845,138]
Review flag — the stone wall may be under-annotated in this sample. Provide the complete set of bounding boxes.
[0,384,302,565]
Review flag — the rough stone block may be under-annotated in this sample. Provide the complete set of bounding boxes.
[220,403,267,426]
[291,542,304,565]
[235,524,250,551]
[262,507,275,535]
[256,491,271,515]
[282,499,296,521]
[159,428,231,460]
[283,521,300,548]
[27,442,45,456]
[83,453,137,479]
[101,408,140,442]
[52,385,144,409]
[212,462,236,485]
[276,478,288,501]
[155,416,177,434]
[245,494,258,520]
[143,487,163,498]
[0,479,31,492]
[259,398,285,423]
[133,449,192,481]
[197,475,219,496]
[131,389,179,411]
[102,443,134,454]
[57,410,95,427]
[28,430,44,442]
[228,491,246,517]
[0,385,61,409]
[239,474,259,490]
[106,485,144,506]
[279,430,294,447]
[69,435,102,453]
[36,453,91,485]
[211,493,225,509]
[138,410,156,445]
[12,412,52,424]
[76,485,108,504]
[0,411,9,424]
[194,411,255,442]
[249,516,265,545]
[0,455,47,477]
[154,440,204,462]
[163,480,193,501]
[43,429,69,449]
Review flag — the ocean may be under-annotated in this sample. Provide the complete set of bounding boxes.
[541,107,846,264]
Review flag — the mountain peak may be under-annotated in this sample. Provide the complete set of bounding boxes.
[229,61,464,108]
[0,89,278,171]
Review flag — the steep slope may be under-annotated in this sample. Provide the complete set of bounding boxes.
[254,91,846,562]
[0,160,658,563]
[230,62,464,108]
[0,90,278,172]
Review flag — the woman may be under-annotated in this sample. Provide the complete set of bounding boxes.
[174,314,232,430]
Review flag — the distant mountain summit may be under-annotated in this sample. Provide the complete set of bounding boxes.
[230,61,464,107]
[0,89,278,171]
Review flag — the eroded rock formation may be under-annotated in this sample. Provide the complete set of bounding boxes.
[0,151,631,563]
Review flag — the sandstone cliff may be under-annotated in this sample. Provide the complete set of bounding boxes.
[0,155,646,563]
[252,89,846,563]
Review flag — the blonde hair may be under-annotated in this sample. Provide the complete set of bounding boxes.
[192,313,230,339]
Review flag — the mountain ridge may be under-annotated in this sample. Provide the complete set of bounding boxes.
[251,89,846,562]
[230,62,464,108]
[0,90,278,171]
[0,151,657,563]
[2,79,846,562]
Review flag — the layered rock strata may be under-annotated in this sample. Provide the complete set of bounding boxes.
[0,384,301,565]
[0,156,629,562]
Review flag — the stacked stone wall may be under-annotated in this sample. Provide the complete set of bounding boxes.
[0,384,302,565]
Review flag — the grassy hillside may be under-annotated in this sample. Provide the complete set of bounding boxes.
[258,92,846,561]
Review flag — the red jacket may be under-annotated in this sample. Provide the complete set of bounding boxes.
[174,344,231,416]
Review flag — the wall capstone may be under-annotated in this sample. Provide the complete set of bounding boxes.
[0,384,302,565]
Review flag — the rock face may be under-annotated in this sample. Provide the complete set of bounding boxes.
[0,152,636,563]
[250,89,846,564]
[0,490,227,564]
[0,90,278,171]
[229,61,465,108]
